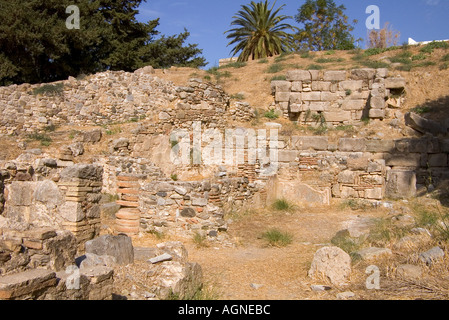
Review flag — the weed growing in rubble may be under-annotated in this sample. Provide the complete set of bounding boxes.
[272,198,294,211]
[261,228,293,247]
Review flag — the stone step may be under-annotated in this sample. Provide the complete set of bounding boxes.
[0,269,57,300]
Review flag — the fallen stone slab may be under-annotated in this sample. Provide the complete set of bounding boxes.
[405,112,447,135]
[148,253,173,264]
[0,269,56,300]
[354,247,393,261]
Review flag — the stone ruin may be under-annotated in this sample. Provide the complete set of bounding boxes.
[271,68,405,123]
[0,65,448,299]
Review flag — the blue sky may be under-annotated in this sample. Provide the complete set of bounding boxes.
[137,0,449,68]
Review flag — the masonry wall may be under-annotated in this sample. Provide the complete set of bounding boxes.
[271,68,406,124]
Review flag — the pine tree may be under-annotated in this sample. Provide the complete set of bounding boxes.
[0,0,206,85]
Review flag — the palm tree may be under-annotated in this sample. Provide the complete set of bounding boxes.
[225,1,297,62]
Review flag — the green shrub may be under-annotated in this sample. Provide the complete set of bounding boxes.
[412,53,427,61]
[272,198,294,211]
[270,75,287,81]
[27,133,52,146]
[193,232,208,248]
[420,41,449,54]
[220,61,247,69]
[266,63,284,73]
[261,228,293,247]
[307,64,324,70]
[411,106,431,114]
[441,54,449,62]
[258,58,269,64]
[264,109,279,119]
[440,62,449,70]
[32,83,64,96]
[361,60,390,69]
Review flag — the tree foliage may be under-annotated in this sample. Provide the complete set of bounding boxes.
[225,0,297,62]
[295,0,359,51]
[0,0,206,85]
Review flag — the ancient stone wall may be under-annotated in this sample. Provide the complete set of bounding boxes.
[0,71,253,135]
[0,159,104,248]
[271,68,406,123]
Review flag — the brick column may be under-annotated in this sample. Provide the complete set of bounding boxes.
[115,175,141,236]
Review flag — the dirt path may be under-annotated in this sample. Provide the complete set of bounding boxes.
[182,206,387,300]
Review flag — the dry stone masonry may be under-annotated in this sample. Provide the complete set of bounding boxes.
[271,68,406,124]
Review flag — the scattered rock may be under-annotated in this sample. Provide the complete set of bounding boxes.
[310,284,332,292]
[250,283,264,290]
[85,234,134,266]
[396,264,423,280]
[148,253,173,264]
[354,247,393,261]
[419,246,445,266]
[336,291,355,300]
[308,246,352,286]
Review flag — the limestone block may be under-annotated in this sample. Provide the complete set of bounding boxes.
[342,99,366,111]
[289,103,302,113]
[385,77,406,89]
[370,95,386,109]
[355,247,392,261]
[366,140,395,153]
[365,187,383,200]
[376,68,389,78]
[289,92,302,104]
[275,92,290,103]
[291,81,302,92]
[286,70,311,82]
[85,234,134,265]
[0,269,57,300]
[323,111,351,123]
[405,112,447,135]
[277,181,330,205]
[337,170,356,184]
[338,138,366,152]
[308,102,329,112]
[312,81,331,92]
[278,150,298,163]
[385,153,421,167]
[339,80,364,91]
[5,182,34,206]
[301,91,321,101]
[59,201,85,223]
[320,92,338,101]
[385,170,417,199]
[323,70,346,81]
[292,136,328,151]
[350,68,376,80]
[369,108,386,119]
[271,80,291,93]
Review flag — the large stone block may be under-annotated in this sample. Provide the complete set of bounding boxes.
[301,92,321,101]
[323,111,351,122]
[85,234,134,265]
[271,80,291,93]
[0,269,57,300]
[312,81,331,92]
[5,182,34,206]
[320,92,338,101]
[405,112,447,135]
[370,95,386,109]
[350,68,376,80]
[278,150,298,163]
[428,153,448,167]
[291,81,302,92]
[277,181,330,205]
[386,170,417,199]
[366,140,395,153]
[369,108,386,119]
[323,70,346,81]
[342,99,366,111]
[60,164,103,181]
[339,80,364,91]
[338,170,356,184]
[289,92,302,104]
[308,102,329,111]
[275,92,290,103]
[338,138,366,152]
[385,77,406,89]
[286,70,311,82]
[292,136,328,151]
[385,153,421,167]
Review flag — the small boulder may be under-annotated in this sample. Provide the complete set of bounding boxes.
[85,234,134,265]
[308,246,352,286]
